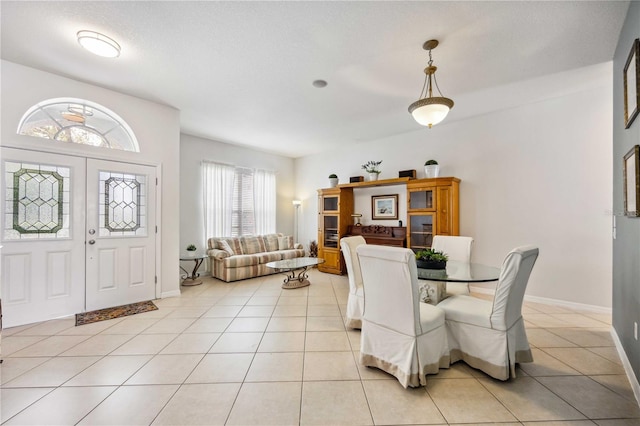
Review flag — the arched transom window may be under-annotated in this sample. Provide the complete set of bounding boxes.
[17,98,139,152]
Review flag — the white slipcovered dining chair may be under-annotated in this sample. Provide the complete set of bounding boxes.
[437,246,539,380]
[431,235,474,296]
[340,236,366,329]
[356,245,449,388]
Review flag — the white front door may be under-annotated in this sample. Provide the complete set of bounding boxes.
[85,159,156,311]
[1,148,86,327]
[1,149,157,326]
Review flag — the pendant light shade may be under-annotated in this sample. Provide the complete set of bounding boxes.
[408,40,454,128]
[409,97,454,127]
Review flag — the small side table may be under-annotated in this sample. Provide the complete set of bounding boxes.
[180,253,207,286]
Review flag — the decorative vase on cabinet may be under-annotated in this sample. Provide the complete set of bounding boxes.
[424,165,440,178]
[424,161,440,179]
[368,172,379,181]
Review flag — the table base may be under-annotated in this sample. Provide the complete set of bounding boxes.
[280,266,312,289]
[180,257,205,287]
[419,281,448,305]
[181,278,203,286]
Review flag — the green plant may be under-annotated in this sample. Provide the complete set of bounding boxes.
[415,248,448,262]
[361,160,382,174]
[424,159,438,166]
[186,244,197,251]
[328,173,338,178]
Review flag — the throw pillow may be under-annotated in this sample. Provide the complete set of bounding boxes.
[219,240,235,255]
[278,236,291,250]
[264,234,280,252]
[241,236,262,255]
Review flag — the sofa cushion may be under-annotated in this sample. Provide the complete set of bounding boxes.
[278,235,294,250]
[280,248,306,260]
[264,234,280,252]
[241,236,265,254]
[223,254,259,268]
[258,251,282,263]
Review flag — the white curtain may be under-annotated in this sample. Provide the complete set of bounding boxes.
[202,161,235,238]
[253,169,276,234]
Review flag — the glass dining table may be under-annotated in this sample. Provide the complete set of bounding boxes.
[416,260,501,282]
[416,260,501,304]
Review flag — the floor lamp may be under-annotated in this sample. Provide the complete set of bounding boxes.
[292,200,301,243]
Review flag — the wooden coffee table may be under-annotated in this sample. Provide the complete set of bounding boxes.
[266,257,325,289]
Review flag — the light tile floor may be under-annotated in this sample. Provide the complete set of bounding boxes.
[1,269,639,425]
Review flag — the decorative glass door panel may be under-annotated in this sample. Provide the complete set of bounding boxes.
[4,162,70,240]
[323,195,339,212]
[323,215,339,248]
[409,213,435,251]
[99,171,147,236]
[409,189,434,210]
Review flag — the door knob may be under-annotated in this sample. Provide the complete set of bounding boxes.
[88,229,95,235]
[88,240,95,245]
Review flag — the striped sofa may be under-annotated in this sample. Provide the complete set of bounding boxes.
[207,234,305,282]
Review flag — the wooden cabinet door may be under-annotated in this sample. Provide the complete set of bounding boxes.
[318,248,341,273]
[436,186,451,235]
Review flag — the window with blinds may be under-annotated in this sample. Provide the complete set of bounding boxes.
[202,161,275,238]
[231,168,255,237]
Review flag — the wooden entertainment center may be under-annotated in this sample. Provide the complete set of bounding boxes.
[317,176,460,275]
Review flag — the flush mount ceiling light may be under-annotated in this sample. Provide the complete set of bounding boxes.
[77,30,121,58]
[408,39,454,128]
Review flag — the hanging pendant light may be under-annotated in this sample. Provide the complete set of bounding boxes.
[408,40,454,128]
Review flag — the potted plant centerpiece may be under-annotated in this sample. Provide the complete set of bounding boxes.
[424,160,440,178]
[362,160,382,181]
[328,174,339,187]
[186,244,197,256]
[415,248,448,269]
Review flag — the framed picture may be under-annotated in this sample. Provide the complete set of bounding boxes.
[371,194,398,220]
[624,145,640,217]
[624,38,639,129]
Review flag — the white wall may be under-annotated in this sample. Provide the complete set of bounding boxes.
[295,62,613,309]
[0,60,182,298]
[180,134,296,270]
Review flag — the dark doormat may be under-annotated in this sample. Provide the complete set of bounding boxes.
[75,300,158,326]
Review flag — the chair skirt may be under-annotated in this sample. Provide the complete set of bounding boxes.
[345,288,364,329]
[360,320,450,388]
[445,317,533,380]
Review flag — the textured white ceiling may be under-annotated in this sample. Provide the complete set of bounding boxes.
[0,1,629,158]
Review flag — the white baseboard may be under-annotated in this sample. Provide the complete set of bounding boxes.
[160,290,181,298]
[469,286,612,314]
[611,328,640,407]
